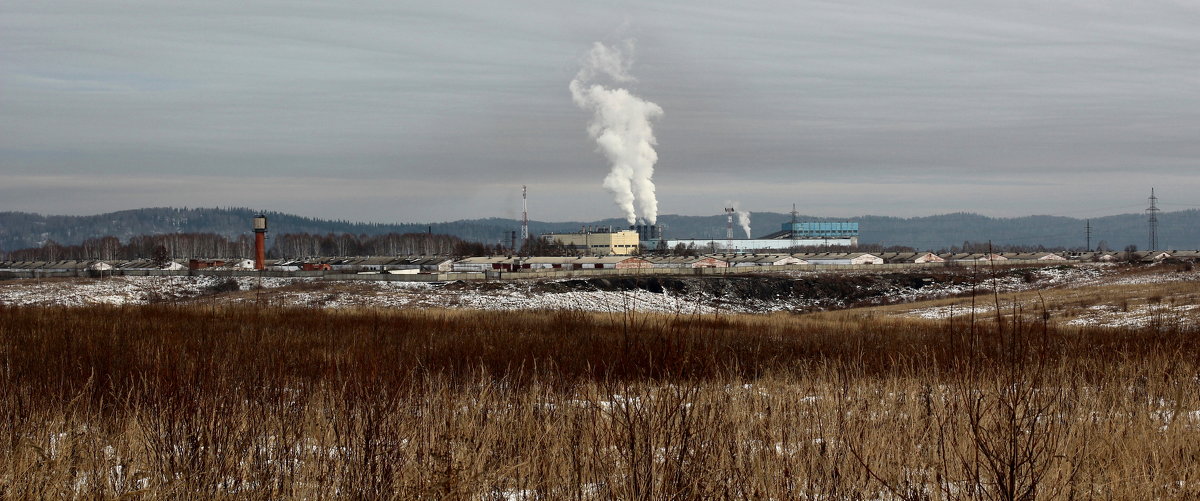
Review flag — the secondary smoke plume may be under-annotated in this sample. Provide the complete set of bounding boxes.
[569,40,664,225]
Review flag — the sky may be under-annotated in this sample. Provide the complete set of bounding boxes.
[3,0,1199,223]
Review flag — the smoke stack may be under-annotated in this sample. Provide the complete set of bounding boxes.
[725,207,735,250]
[253,214,268,271]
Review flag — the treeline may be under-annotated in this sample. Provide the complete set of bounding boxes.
[269,233,472,258]
[2,234,255,261]
[0,232,477,261]
[901,241,1068,254]
[0,233,1108,262]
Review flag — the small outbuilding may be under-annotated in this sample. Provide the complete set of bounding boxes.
[189,259,227,270]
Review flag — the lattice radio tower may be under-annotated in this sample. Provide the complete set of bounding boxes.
[521,185,529,243]
[1146,188,1160,251]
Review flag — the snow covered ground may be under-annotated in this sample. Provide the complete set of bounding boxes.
[2,265,1197,328]
[0,276,306,307]
[0,275,738,313]
[899,265,1200,328]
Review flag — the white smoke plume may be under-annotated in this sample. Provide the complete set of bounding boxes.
[569,40,664,225]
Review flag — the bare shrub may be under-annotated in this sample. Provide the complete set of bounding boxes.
[205,278,241,294]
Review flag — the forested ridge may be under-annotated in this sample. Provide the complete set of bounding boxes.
[2,207,1198,253]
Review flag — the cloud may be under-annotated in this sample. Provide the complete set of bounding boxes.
[2,1,1199,221]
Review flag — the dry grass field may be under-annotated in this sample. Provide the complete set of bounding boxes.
[818,264,1200,330]
[2,279,1199,498]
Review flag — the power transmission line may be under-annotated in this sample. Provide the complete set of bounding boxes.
[1085,219,1091,252]
[1146,188,1160,251]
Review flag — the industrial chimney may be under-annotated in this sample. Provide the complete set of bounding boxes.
[725,207,735,251]
[253,214,268,270]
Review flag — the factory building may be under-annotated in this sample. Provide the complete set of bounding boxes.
[661,238,857,252]
[542,228,642,255]
[771,222,859,240]
[654,220,859,252]
[629,224,663,242]
[755,221,859,247]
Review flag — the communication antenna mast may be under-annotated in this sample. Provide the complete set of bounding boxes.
[1146,188,1160,251]
[521,185,529,243]
[725,207,735,252]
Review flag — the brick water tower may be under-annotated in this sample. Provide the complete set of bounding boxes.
[253,214,268,270]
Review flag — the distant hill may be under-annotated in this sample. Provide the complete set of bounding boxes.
[548,210,1200,250]
[1,207,1197,252]
[850,212,1198,251]
[0,207,521,252]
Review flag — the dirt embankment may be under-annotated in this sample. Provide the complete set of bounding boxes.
[507,272,983,310]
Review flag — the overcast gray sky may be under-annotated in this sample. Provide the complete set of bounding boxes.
[3,1,1198,223]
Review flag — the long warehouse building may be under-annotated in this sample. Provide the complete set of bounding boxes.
[654,221,859,252]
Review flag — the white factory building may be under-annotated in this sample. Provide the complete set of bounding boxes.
[649,221,859,252]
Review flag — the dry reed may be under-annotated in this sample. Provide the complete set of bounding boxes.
[0,303,1197,499]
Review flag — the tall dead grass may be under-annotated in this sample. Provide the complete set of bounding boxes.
[0,304,1197,498]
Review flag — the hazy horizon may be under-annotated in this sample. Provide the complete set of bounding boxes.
[3,205,1191,226]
